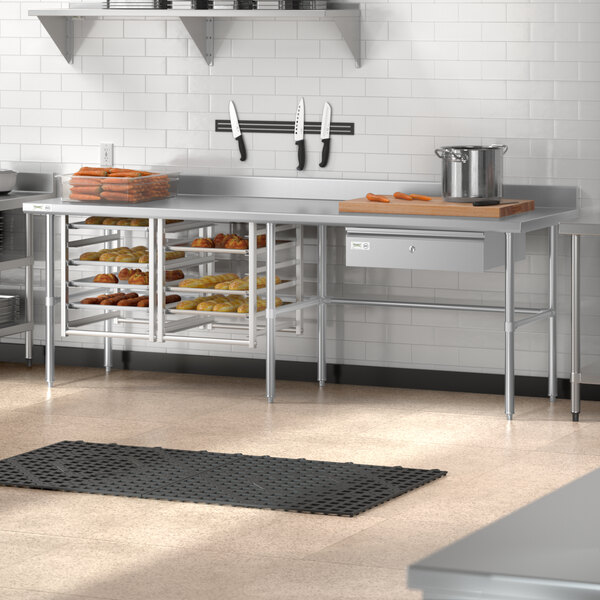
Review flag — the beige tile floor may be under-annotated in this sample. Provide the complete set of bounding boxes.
[1,360,599,600]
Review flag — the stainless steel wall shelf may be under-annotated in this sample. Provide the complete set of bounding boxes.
[29,5,361,67]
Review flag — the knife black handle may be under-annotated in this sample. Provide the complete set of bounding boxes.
[319,138,330,168]
[472,199,500,206]
[236,135,247,162]
[296,139,305,171]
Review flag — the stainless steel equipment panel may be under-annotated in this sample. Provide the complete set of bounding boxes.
[345,228,524,272]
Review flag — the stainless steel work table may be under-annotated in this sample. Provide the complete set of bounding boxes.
[0,173,54,365]
[408,467,600,599]
[560,210,600,421]
[23,175,577,419]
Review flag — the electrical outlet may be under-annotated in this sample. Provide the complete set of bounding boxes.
[100,143,113,168]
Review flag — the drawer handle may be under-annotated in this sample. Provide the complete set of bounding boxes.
[409,245,416,254]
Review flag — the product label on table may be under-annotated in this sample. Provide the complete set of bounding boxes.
[31,204,52,212]
[350,241,370,251]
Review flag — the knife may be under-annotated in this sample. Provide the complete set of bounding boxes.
[294,97,305,171]
[319,102,331,168]
[229,101,247,162]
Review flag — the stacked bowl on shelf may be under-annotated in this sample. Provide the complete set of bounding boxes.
[0,295,20,327]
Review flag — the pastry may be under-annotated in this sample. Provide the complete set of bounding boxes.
[79,251,101,261]
[175,298,202,310]
[166,220,182,224]
[225,237,249,250]
[81,297,100,304]
[138,254,149,263]
[165,294,181,304]
[93,273,118,284]
[100,293,127,305]
[257,234,266,248]
[116,219,131,226]
[137,297,150,307]
[115,247,133,254]
[130,218,149,227]
[115,253,136,263]
[84,216,104,225]
[196,295,228,311]
[237,297,282,313]
[117,295,142,307]
[165,269,184,282]
[131,245,147,252]
[98,252,118,261]
[178,273,237,289]
[128,271,149,285]
[165,251,185,260]
[102,217,120,225]
[118,267,139,281]
[191,238,215,248]
[213,297,245,312]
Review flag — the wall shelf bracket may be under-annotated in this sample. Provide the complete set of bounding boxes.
[332,13,360,67]
[179,16,214,67]
[38,16,74,64]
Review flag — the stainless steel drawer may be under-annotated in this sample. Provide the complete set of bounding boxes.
[346,228,524,272]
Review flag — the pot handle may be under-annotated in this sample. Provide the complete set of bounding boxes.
[490,144,508,154]
[435,147,468,163]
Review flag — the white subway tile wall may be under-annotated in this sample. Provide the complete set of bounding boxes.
[1,1,599,381]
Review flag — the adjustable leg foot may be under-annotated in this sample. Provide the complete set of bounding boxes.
[26,359,33,368]
[318,380,326,388]
[572,412,580,422]
[267,395,274,404]
[549,394,556,403]
[506,413,513,421]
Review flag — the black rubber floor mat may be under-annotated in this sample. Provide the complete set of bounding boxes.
[0,441,447,516]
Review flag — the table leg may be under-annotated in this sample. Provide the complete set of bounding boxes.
[104,320,112,373]
[24,212,33,367]
[505,232,515,420]
[266,222,276,403]
[571,234,581,421]
[317,224,327,387]
[548,225,557,402]
[45,214,55,388]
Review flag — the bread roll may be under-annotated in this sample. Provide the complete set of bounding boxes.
[93,273,118,284]
[79,251,101,261]
[102,217,120,226]
[84,216,104,225]
[175,298,202,310]
[191,238,214,248]
[180,273,238,289]
[128,271,149,285]
[224,237,249,250]
[165,269,184,282]
[98,252,118,262]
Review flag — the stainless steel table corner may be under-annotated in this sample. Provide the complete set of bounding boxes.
[560,208,600,422]
[0,173,54,366]
[408,467,600,600]
[22,175,577,418]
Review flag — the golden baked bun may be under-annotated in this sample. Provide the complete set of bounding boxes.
[178,273,237,288]
[102,217,120,225]
[166,219,182,224]
[225,236,249,250]
[128,271,149,285]
[118,268,139,281]
[116,219,131,226]
[79,251,101,261]
[165,250,185,260]
[93,273,118,284]
[98,251,118,262]
[130,218,149,227]
[115,253,136,263]
[84,216,104,225]
[256,234,266,248]
[191,238,214,248]
[138,254,149,263]
[131,245,147,252]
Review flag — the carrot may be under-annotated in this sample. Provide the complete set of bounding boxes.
[74,168,108,177]
[409,194,432,201]
[70,178,102,187]
[70,193,101,201]
[70,186,101,195]
[393,192,413,201]
[366,193,390,203]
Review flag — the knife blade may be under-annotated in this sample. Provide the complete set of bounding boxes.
[319,102,331,168]
[294,97,305,171]
[229,101,247,162]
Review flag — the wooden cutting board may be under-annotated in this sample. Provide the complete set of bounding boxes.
[339,196,535,218]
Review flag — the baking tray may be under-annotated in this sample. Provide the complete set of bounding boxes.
[167,279,293,296]
[69,275,185,290]
[169,240,294,256]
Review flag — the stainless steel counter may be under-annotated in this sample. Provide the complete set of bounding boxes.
[22,175,578,417]
[409,467,600,600]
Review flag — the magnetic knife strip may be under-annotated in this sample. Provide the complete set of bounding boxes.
[215,119,354,135]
